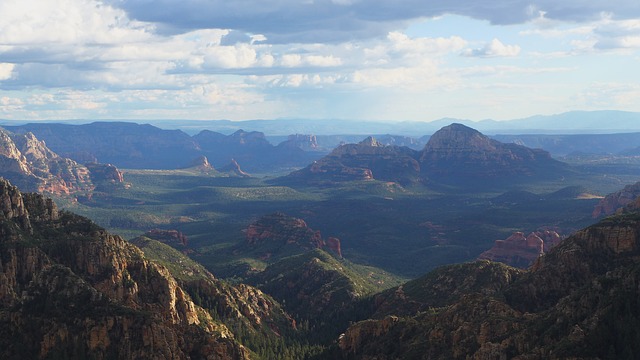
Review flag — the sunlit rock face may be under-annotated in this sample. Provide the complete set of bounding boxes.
[0,129,94,195]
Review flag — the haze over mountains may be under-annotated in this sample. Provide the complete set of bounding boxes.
[5,110,640,136]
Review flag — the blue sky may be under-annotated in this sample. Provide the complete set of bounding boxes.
[1,0,639,122]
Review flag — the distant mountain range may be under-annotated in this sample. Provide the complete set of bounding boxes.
[2,123,320,171]
[3,112,640,174]
[4,110,639,135]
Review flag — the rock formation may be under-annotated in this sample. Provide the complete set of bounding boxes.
[185,155,215,173]
[144,228,189,247]
[478,230,564,268]
[85,162,125,184]
[592,181,640,218]
[0,128,94,195]
[219,158,251,177]
[244,212,342,258]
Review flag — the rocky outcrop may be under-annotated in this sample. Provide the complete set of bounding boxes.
[85,162,125,184]
[244,212,342,258]
[0,179,250,359]
[478,230,564,268]
[0,128,94,195]
[592,181,640,218]
[219,159,251,177]
[144,229,189,247]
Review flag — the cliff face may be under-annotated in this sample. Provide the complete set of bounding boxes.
[337,212,640,359]
[477,230,563,268]
[592,181,640,218]
[0,129,94,195]
[0,179,249,359]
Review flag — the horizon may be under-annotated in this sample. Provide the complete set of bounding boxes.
[3,109,640,136]
[2,1,640,122]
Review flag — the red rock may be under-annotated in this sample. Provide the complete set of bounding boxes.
[326,237,342,258]
[244,212,342,258]
[144,229,188,247]
[478,230,565,268]
[593,182,640,218]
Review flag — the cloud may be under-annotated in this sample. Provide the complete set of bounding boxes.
[0,63,15,80]
[593,18,640,49]
[105,0,640,43]
[462,39,521,58]
[576,82,640,109]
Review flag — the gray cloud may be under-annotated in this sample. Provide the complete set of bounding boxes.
[106,0,640,43]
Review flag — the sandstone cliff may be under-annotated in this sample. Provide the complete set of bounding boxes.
[478,230,564,268]
[0,129,94,195]
[592,181,640,218]
[0,179,250,359]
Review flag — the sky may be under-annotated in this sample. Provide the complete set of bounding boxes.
[1,0,640,122]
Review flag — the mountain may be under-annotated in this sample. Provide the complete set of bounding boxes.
[5,122,201,169]
[0,178,321,359]
[90,110,640,135]
[128,236,300,357]
[280,136,422,186]
[493,132,640,156]
[0,128,94,194]
[419,123,568,183]
[0,178,252,359]
[280,124,569,188]
[335,210,640,359]
[194,129,320,172]
[247,249,402,344]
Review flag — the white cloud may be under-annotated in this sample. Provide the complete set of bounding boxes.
[576,82,640,109]
[203,44,259,69]
[462,39,521,57]
[281,54,303,67]
[593,18,640,49]
[0,63,15,80]
[0,0,152,45]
